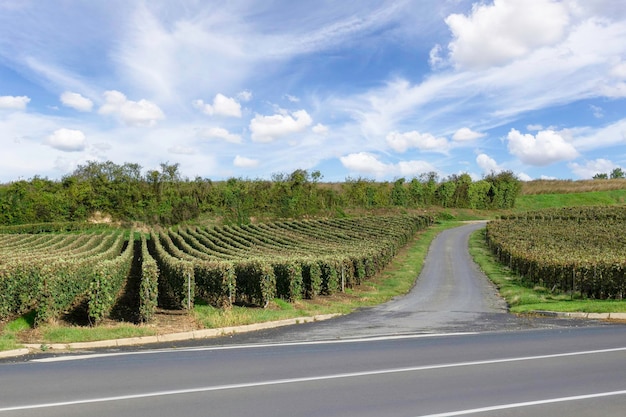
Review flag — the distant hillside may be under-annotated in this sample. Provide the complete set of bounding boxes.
[521,179,626,195]
[515,179,626,212]
[514,190,626,211]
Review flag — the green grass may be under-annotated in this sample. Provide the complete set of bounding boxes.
[514,190,626,211]
[0,313,33,351]
[468,228,626,314]
[39,325,157,344]
[0,334,21,351]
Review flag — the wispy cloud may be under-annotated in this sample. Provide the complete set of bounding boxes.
[233,155,259,168]
[198,127,242,144]
[60,92,93,112]
[0,95,30,110]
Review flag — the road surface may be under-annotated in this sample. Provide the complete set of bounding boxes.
[1,328,626,416]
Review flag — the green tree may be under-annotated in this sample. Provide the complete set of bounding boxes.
[391,178,408,207]
[408,178,425,206]
[467,180,491,209]
[420,172,439,205]
[434,181,456,208]
[484,171,522,209]
[610,167,624,179]
[449,173,472,208]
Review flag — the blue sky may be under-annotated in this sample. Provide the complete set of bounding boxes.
[1,0,625,183]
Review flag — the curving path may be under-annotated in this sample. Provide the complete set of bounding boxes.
[235,222,602,343]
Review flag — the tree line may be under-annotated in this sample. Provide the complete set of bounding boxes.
[592,167,625,180]
[0,161,522,226]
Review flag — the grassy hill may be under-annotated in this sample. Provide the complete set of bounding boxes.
[514,189,626,211]
[513,179,626,212]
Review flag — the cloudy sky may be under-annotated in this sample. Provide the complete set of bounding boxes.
[1,0,625,183]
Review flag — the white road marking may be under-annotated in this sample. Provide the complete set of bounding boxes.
[415,390,626,417]
[3,346,625,412]
[32,332,477,362]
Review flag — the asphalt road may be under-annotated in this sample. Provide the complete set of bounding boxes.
[1,328,625,416]
[1,222,625,416]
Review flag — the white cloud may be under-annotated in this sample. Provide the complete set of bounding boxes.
[386,130,448,153]
[507,128,579,166]
[285,94,300,103]
[0,95,30,110]
[198,127,242,144]
[428,44,444,69]
[60,91,93,112]
[517,172,533,181]
[526,124,544,131]
[476,153,502,173]
[312,123,329,135]
[250,109,313,143]
[340,152,436,179]
[46,128,86,152]
[568,158,618,178]
[445,0,570,69]
[193,93,242,118]
[233,155,259,168]
[98,90,164,127]
[237,90,253,102]
[452,127,485,141]
[340,152,389,177]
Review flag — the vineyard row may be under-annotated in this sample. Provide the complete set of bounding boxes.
[486,207,626,299]
[0,214,432,325]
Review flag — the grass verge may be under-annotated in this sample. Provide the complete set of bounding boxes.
[38,324,158,344]
[468,227,626,314]
[0,221,460,350]
[0,313,32,351]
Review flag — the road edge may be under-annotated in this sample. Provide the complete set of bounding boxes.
[531,311,626,320]
[1,313,340,358]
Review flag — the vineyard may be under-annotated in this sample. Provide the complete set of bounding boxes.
[486,207,626,299]
[0,214,432,327]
